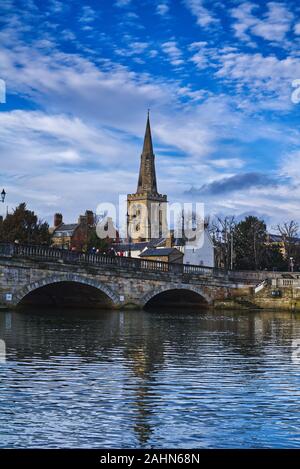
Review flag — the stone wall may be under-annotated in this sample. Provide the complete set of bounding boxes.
[0,256,247,310]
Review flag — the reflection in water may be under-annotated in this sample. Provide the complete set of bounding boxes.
[0,308,300,448]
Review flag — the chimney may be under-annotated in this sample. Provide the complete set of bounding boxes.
[78,214,86,225]
[165,233,172,248]
[85,210,94,226]
[54,213,63,227]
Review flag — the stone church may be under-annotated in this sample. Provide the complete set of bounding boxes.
[116,113,215,267]
[50,112,214,266]
[127,112,169,243]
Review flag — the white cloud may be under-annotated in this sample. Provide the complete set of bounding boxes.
[0,110,143,222]
[0,111,136,167]
[48,0,65,13]
[281,150,300,182]
[294,23,300,35]
[78,5,97,24]
[161,40,184,66]
[0,27,174,130]
[115,41,149,57]
[230,2,258,43]
[215,51,300,110]
[0,0,15,10]
[252,2,293,42]
[183,0,217,28]
[187,39,300,111]
[149,49,159,58]
[231,1,294,44]
[189,41,214,70]
[210,158,245,169]
[157,2,169,16]
[115,0,132,7]
[1,2,300,226]
[156,118,215,157]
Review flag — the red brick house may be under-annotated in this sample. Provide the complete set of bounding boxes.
[50,211,94,251]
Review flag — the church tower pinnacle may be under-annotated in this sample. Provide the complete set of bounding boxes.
[137,111,158,195]
[127,112,168,243]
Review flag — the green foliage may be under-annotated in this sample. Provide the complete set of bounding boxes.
[87,229,111,252]
[259,243,287,271]
[233,216,266,270]
[233,216,286,270]
[0,203,50,245]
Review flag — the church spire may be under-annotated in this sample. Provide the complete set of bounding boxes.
[142,109,153,155]
[137,111,158,194]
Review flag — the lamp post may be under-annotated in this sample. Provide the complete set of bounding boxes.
[230,231,234,271]
[1,189,6,203]
[215,228,222,269]
[126,212,131,258]
[1,189,6,221]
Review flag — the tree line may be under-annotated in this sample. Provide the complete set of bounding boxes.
[0,203,109,252]
[1,203,300,271]
[0,203,50,245]
[210,216,300,271]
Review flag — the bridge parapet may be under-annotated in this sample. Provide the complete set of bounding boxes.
[271,278,300,288]
[0,243,216,278]
[0,243,272,310]
[2,243,297,286]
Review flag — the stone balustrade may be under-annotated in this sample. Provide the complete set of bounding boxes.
[0,243,215,277]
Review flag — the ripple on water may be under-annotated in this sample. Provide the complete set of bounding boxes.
[0,309,300,448]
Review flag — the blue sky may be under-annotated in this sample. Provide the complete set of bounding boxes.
[1,0,300,227]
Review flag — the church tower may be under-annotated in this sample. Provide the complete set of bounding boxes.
[127,113,168,243]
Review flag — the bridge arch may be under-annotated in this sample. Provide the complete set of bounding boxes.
[141,284,213,310]
[13,273,120,308]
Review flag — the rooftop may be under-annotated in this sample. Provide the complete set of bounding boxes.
[53,223,78,236]
[140,247,183,257]
[113,237,167,252]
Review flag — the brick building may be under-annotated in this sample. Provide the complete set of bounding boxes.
[50,210,94,251]
[140,247,183,264]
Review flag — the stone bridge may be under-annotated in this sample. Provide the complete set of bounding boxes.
[0,243,257,310]
[1,243,298,311]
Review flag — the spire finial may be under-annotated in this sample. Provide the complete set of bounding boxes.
[136,111,158,194]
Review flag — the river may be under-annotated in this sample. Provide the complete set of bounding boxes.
[0,309,300,448]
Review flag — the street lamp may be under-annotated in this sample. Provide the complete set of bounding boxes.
[230,231,234,271]
[1,189,6,203]
[126,212,131,258]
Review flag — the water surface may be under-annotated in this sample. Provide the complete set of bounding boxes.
[0,309,300,448]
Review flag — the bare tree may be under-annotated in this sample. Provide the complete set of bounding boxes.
[211,216,236,269]
[276,220,299,259]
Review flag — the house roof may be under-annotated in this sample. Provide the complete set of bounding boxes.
[151,237,166,247]
[268,233,300,243]
[53,223,78,237]
[173,238,185,246]
[140,247,183,257]
[113,237,168,252]
[113,242,149,252]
